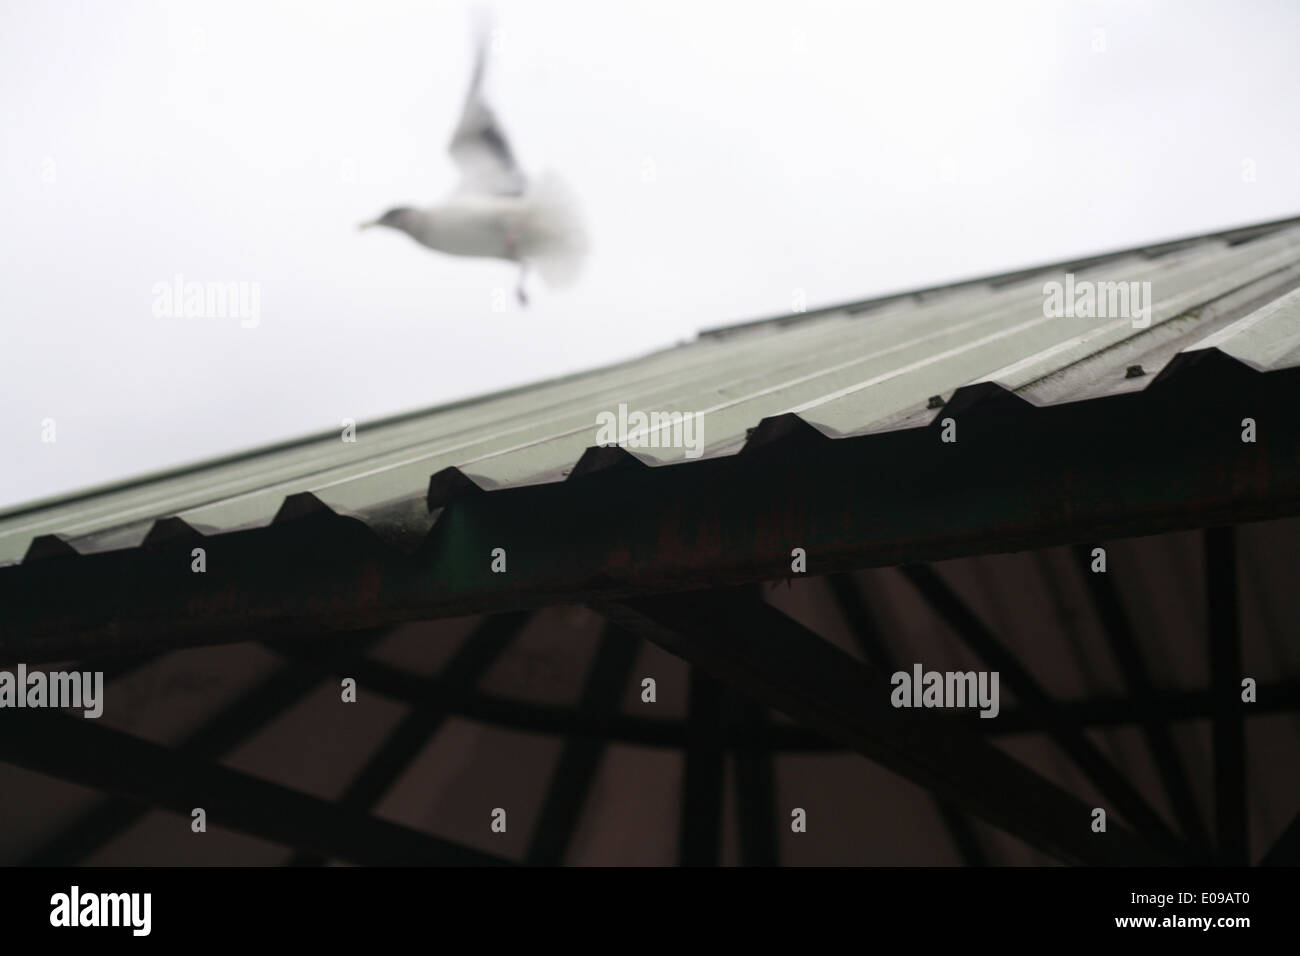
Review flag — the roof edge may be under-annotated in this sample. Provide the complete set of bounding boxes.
[697,210,1300,340]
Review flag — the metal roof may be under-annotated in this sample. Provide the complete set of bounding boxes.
[3,214,1300,568]
[3,213,1300,665]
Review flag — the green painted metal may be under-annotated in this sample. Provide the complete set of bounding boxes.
[2,216,1300,665]
[2,347,1299,663]
[4,218,1300,567]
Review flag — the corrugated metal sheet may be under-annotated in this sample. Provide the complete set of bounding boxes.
[3,214,1300,566]
[4,216,1300,868]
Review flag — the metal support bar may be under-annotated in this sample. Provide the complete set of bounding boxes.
[525,624,640,865]
[597,588,1172,866]
[733,694,778,866]
[26,630,386,865]
[678,668,725,866]
[0,709,508,866]
[288,612,530,866]
[898,564,1193,861]
[991,681,1300,732]
[1072,545,1210,849]
[274,638,1300,751]
[826,572,987,866]
[1260,810,1300,866]
[1206,526,1248,864]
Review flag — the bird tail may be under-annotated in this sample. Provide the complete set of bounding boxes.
[524,170,588,289]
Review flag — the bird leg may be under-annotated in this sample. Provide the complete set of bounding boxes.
[504,228,529,307]
[516,263,529,307]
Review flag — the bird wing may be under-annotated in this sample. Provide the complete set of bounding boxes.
[448,29,527,197]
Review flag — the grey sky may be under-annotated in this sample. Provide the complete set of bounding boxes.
[3,0,1299,508]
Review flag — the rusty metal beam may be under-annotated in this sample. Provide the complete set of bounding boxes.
[3,355,1299,663]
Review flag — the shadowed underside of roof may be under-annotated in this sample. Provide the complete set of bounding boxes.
[2,526,1298,866]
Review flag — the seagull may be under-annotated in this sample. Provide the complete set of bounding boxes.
[360,22,586,306]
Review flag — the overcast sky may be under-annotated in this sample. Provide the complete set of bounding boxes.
[3,0,1299,508]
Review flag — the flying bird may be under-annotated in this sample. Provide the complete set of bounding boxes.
[360,22,587,306]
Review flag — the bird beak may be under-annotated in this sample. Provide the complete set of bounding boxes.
[358,220,377,231]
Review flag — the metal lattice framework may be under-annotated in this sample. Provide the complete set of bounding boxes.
[4,521,1298,866]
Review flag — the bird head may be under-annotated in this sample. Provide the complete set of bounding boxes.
[359,207,418,232]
